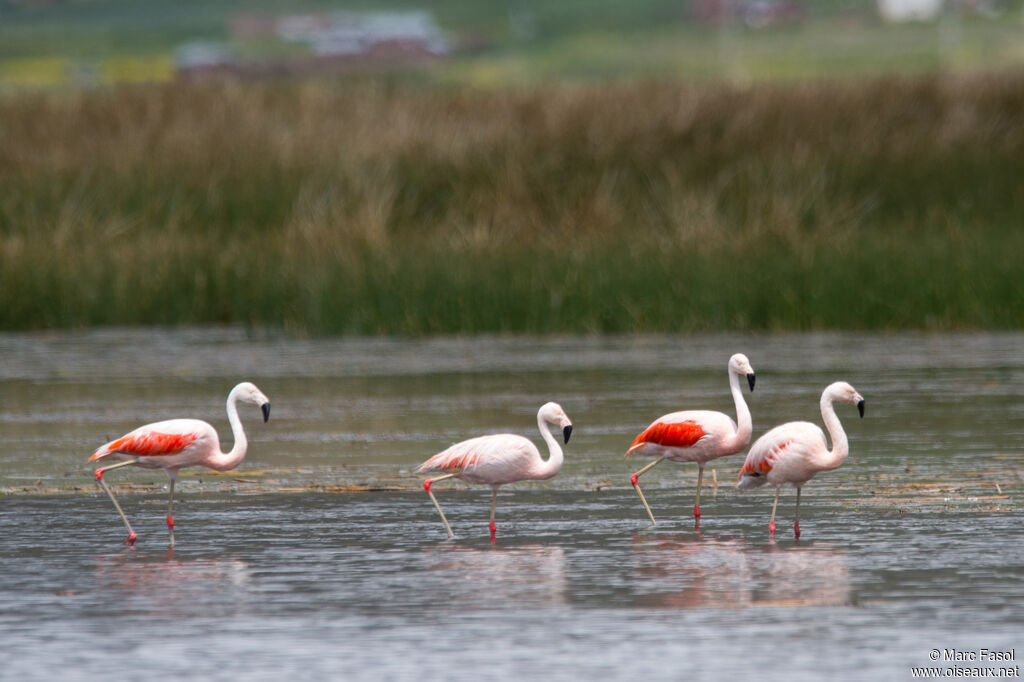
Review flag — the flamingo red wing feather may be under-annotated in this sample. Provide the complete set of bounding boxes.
[95,431,199,459]
[628,420,705,454]
[418,447,483,473]
[434,451,482,471]
[740,441,789,477]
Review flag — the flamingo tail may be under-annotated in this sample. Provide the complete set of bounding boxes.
[737,471,768,490]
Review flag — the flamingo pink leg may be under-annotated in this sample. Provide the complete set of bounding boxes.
[794,487,802,539]
[423,473,457,539]
[489,489,498,542]
[94,459,140,546]
[693,464,705,520]
[769,486,781,538]
[630,457,664,526]
[166,475,177,548]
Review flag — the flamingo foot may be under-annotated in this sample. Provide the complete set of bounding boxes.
[794,521,801,539]
[630,473,639,487]
[423,479,433,493]
[124,531,138,546]
[489,520,496,541]
[94,468,105,481]
[693,504,701,519]
[768,520,776,538]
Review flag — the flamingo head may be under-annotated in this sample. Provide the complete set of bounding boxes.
[729,353,756,392]
[232,382,272,422]
[540,402,573,444]
[826,381,865,418]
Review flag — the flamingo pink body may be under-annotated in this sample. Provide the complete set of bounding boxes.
[91,419,229,472]
[627,409,749,465]
[417,402,573,540]
[89,381,270,547]
[737,381,864,539]
[627,353,756,524]
[419,433,561,485]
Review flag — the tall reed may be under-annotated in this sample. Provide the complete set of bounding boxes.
[1,74,1021,332]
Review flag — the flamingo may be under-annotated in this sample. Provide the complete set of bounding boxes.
[417,402,573,540]
[737,381,864,539]
[626,353,756,525]
[89,382,271,547]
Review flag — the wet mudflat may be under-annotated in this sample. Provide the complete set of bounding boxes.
[1,329,1022,680]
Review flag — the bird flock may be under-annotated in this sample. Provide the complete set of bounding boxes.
[88,352,864,546]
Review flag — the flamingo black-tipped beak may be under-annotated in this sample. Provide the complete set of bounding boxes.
[262,402,271,422]
[747,373,756,392]
[857,399,865,418]
[563,425,573,444]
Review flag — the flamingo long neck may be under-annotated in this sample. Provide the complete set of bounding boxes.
[208,389,249,471]
[817,392,849,471]
[532,412,564,480]
[728,367,753,450]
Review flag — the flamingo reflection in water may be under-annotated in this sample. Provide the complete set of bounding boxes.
[421,545,568,607]
[629,535,852,608]
[93,554,250,618]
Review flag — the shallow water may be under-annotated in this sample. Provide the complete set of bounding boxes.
[1,329,1022,680]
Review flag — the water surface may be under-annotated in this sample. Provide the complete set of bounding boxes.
[1,330,1021,680]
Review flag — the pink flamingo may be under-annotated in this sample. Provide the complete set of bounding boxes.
[417,402,573,540]
[89,382,271,547]
[737,381,864,539]
[627,353,756,525]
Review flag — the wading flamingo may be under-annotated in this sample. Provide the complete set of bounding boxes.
[627,353,756,525]
[417,402,573,541]
[89,382,271,547]
[737,381,864,539]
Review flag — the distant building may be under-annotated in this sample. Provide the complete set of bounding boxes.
[179,10,448,80]
[276,11,448,58]
[689,0,805,27]
[877,0,943,22]
[742,0,805,28]
[175,42,235,75]
[689,0,743,23]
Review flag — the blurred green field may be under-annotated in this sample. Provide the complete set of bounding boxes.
[1,75,1022,333]
[3,0,1024,86]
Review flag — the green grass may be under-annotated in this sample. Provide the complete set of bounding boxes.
[1,75,1023,333]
